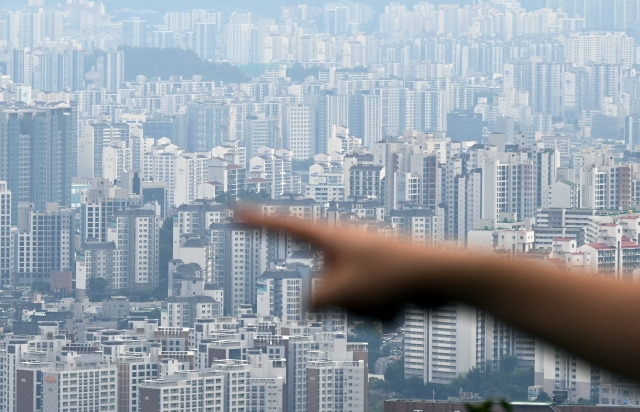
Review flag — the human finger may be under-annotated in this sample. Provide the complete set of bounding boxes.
[310,269,354,310]
[311,270,402,320]
[235,209,335,249]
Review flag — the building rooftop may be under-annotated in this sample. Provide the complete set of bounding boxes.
[587,243,616,250]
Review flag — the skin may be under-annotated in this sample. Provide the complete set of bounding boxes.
[239,211,640,382]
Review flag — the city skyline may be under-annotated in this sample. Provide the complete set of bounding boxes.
[0,0,640,411]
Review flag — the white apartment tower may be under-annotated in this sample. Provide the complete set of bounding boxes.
[210,222,267,315]
[81,180,139,243]
[307,360,367,412]
[247,351,286,412]
[535,344,595,403]
[102,140,132,183]
[139,370,225,412]
[349,91,382,149]
[41,354,118,411]
[249,147,296,199]
[284,105,314,160]
[566,32,634,69]
[225,12,251,65]
[256,268,306,324]
[107,208,159,291]
[404,305,477,384]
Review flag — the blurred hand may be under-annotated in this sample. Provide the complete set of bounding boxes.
[241,211,640,382]
[238,211,452,319]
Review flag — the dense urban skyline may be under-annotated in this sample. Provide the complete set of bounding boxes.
[0,0,640,411]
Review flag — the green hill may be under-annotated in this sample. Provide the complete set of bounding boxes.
[121,47,249,83]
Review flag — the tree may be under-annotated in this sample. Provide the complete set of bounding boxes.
[87,277,108,302]
[31,281,50,293]
[383,358,406,393]
[130,289,153,302]
[349,322,383,365]
[148,308,162,320]
[286,63,320,82]
[292,157,315,172]
[499,356,519,373]
[536,392,551,402]
[118,47,248,83]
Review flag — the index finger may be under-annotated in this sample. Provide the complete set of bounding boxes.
[235,209,335,248]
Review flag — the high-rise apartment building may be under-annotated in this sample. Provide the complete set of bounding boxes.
[404,305,477,384]
[210,222,267,315]
[107,208,159,291]
[122,19,148,47]
[249,147,296,199]
[404,89,446,133]
[31,47,85,92]
[186,102,230,152]
[0,106,77,223]
[535,344,595,403]
[194,22,217,60]
[244,113,278,160]
[81,179,140,243]
[35,354,118,411]
[580,154,631,210]
[566,32,634,69]
[225,12,252,65]
[114,355,159,412]
[75,242,116,293]
[102,140,132,183]
[348,165,385,200]
[388,208,439,244]
[173,200,230,246]
[254,335,310,412]
[475,314,536,372]
[88,123,130,178]
[12,48,33,85]
[246,351,286,411]
[0,182,11,286]
[284,105,314,160]
[96,50,124,93]
[307,360,367,411]
[349,91,382,149]
[139,370,225,412]
[313,91,349,155]
[15,202,73,286]
[257,267,307,324]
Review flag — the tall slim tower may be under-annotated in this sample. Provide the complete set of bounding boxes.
[0,182,12,286]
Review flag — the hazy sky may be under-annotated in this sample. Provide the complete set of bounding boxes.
[4,0,549,18]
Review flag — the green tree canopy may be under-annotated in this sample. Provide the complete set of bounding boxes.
[119,47,248,83]
[87,277,109,302]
